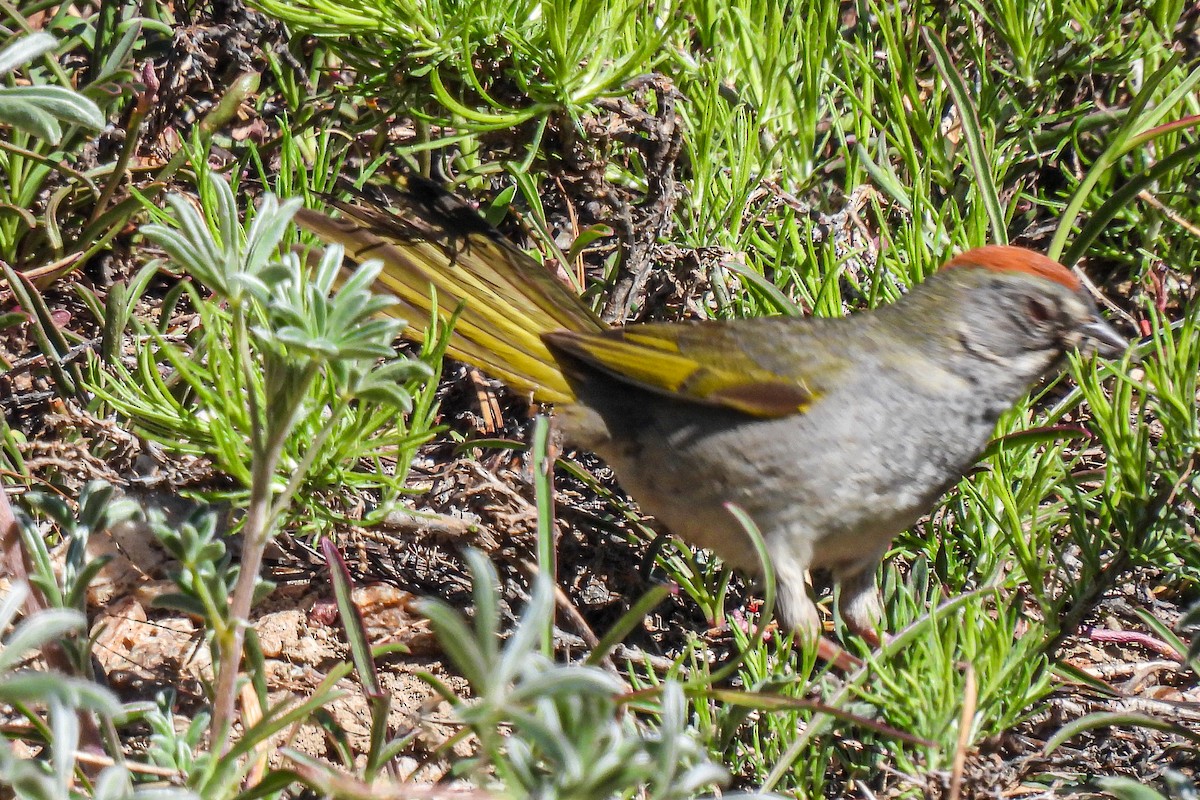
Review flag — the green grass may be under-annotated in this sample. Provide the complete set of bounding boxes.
[1,0,1198,797]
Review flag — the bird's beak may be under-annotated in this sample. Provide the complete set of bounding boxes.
[1080,317,1128,359]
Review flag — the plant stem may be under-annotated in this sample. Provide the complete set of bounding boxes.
[210,312,292,750]
[210,431,282,751]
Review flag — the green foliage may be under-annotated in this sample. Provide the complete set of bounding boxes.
[81,161,442,773]
[0,584,116,716]
[1097,772,1200,800]
[1062,304,1200,595]
[0,33,103,143]
[89,166,439,531]
[142,691,210,777]
[252,0,678,141]
[0,19,142,275]
[319,538,417,779]
[419,550,742,800]
[0,505,194,799]
[11,482,141,673]
[150,505,258,634]
[860,576,1054,773]
[674,0,840,245]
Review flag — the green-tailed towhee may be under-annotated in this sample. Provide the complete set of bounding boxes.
[296,175,1128,643]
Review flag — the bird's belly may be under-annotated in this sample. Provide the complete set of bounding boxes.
[588,395,995,576]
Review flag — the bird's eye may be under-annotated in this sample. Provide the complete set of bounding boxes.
[1024,295,1056,327]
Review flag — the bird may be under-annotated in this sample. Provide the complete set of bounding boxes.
[295,174,1128,649]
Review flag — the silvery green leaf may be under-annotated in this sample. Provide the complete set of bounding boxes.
[0,32,56,75]
[0,86,103,129]
[0,92,62,141]
[0,608,84,672]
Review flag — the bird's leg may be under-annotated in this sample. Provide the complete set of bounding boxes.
[836,561,887,649]
[768,550,864,670]
[777,587,863,670]
[816,637,864,671]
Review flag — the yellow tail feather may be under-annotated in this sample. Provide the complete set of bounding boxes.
[295,180,606,405]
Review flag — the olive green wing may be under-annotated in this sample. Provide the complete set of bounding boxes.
[544,319,839,418]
